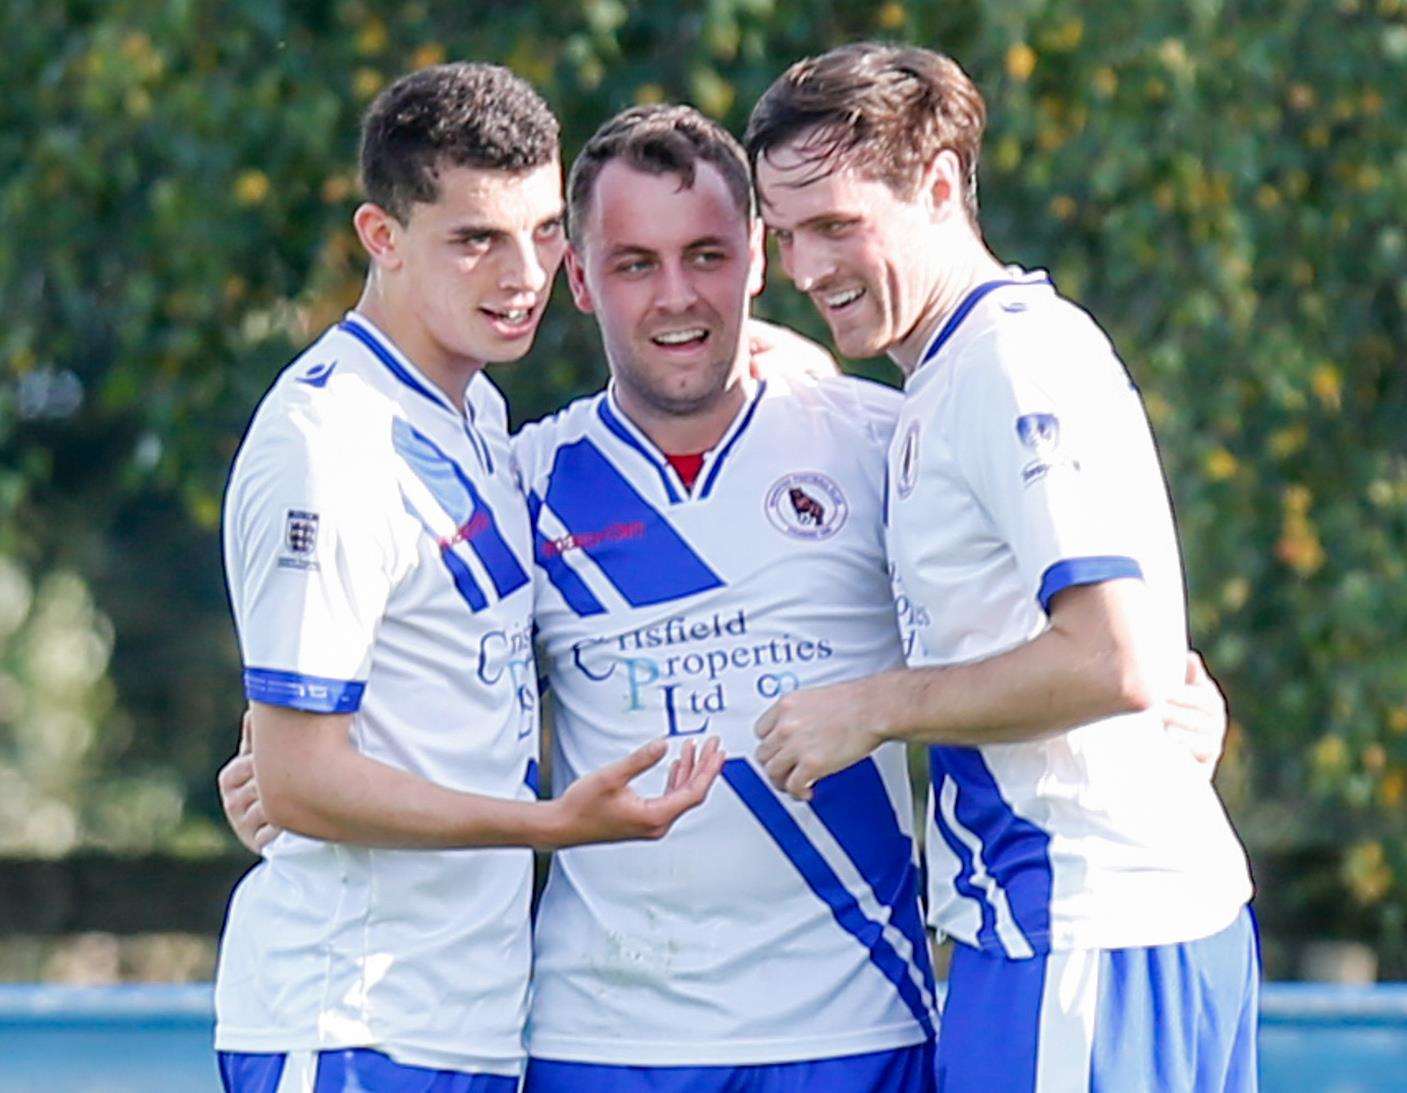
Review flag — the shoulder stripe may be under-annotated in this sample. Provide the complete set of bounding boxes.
[544,438,722,608]
[527,489,607,617]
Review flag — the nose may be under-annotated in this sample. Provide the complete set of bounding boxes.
[499,234,550,295]
[653,259,701,313]
[786,237,833,294]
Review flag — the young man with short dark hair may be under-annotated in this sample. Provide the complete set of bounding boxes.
[215,63,721,1093]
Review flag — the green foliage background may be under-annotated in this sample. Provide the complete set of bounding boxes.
[3,0,1404,973]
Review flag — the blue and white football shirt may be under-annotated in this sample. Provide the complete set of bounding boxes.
[887,269,1252,957]
[515,375,937,1066]
[218,312,539,1075]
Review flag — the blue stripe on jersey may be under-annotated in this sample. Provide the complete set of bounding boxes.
[524,757,541,796]
[597,399,681,503]
[391,419,529,599]
[339,317,456,416]
[696,380,766,499]
[1036,555,1143,614]
[810,759,936,999]
[464,401,495,474]
[314,1048,517,1092]
[723,758,936,1039]
[544,439,724,608]
[929,777,1002,953]
[527,489,607,617]
[437,532,490,611]
[917,276,1052,371]
[243,668,365,713]
[931,747,1053,954]
[218,1050,286,1092]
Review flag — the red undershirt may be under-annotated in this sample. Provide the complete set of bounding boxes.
[666,452,706,491]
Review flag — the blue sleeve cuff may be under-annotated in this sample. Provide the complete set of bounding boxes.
[1037,555,1144,614]
[244,668,365,713]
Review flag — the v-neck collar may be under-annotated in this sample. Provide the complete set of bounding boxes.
[596,380,768,505]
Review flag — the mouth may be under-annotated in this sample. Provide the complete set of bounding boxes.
[818,286,865,313]
[481,303,539,337]
[648,326,711,352]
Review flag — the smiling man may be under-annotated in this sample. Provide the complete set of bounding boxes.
[215,64,721,1093]
[512,103,938,1093]
[744,43,1257,1091]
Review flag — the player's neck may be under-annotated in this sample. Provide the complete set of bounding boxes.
[614,370,753,458]
[354,286,483,411]
[890,237,1007,378]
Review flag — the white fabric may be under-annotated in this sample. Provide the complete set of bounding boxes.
[516,375,936,1065]
[217,313,538,1075]
[888,270,1251,955]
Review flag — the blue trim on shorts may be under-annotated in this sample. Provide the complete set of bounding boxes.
[219,1048,517,1093]
[524,1041,934,1092]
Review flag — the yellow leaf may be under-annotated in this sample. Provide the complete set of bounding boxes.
[233,169,270,206]
[1204,447,1239,481]
[1049,195,1076,221]
[411,43,446,70]
[876,2,906,29]
[353,68,384,101]
[357,19,389,57]
[1311,364,1342,411]
[1006,43,1037,83]
[1092,67,1118,98]
[1343,841,1392,906]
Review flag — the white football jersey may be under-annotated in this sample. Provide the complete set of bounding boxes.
[217,313,539,1075]
[515,376,937,1066]
[887,269,1252,957]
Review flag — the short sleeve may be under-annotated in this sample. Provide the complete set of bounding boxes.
[949,332,1147,615]
[224,405,401,712]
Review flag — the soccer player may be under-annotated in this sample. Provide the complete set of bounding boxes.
[744,44,1257,1090]
[215,64,721,1093]
[514,104,935,1091]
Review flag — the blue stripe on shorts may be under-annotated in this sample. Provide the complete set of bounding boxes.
[218,1048,518,1092]
[936,906,1259,1092]
[524,1041,935,1092]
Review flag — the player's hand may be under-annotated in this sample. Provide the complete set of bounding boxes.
[1162,651,1227,772]
[217,710,282,854]
[747,318,838,382]
[547,737,725,848]
[754,681,884,800]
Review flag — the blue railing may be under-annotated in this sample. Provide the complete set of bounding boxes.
[1,983,1405,1091]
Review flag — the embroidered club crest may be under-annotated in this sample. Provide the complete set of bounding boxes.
[765,472,849,541]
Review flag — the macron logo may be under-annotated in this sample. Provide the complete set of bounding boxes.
[296,361,337,387]
[540,520,645,559]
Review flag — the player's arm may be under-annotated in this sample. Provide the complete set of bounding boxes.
[755,579,1154,798]
[244,700,721,850]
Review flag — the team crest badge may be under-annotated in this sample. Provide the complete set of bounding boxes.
[896,420,921,499]
[765,472,848,541]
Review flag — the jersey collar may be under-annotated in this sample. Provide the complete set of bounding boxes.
[907,267,1053,389]
[597,379,767,504]
[339,311,464,419]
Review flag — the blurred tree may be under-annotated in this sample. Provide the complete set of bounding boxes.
[2,0,1404,968]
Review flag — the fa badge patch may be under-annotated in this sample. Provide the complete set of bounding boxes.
[765,472,848,541]
[279,509,320,570]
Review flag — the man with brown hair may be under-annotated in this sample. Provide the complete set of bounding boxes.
[515,101,938,1093]
[745,42,1257,1092]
